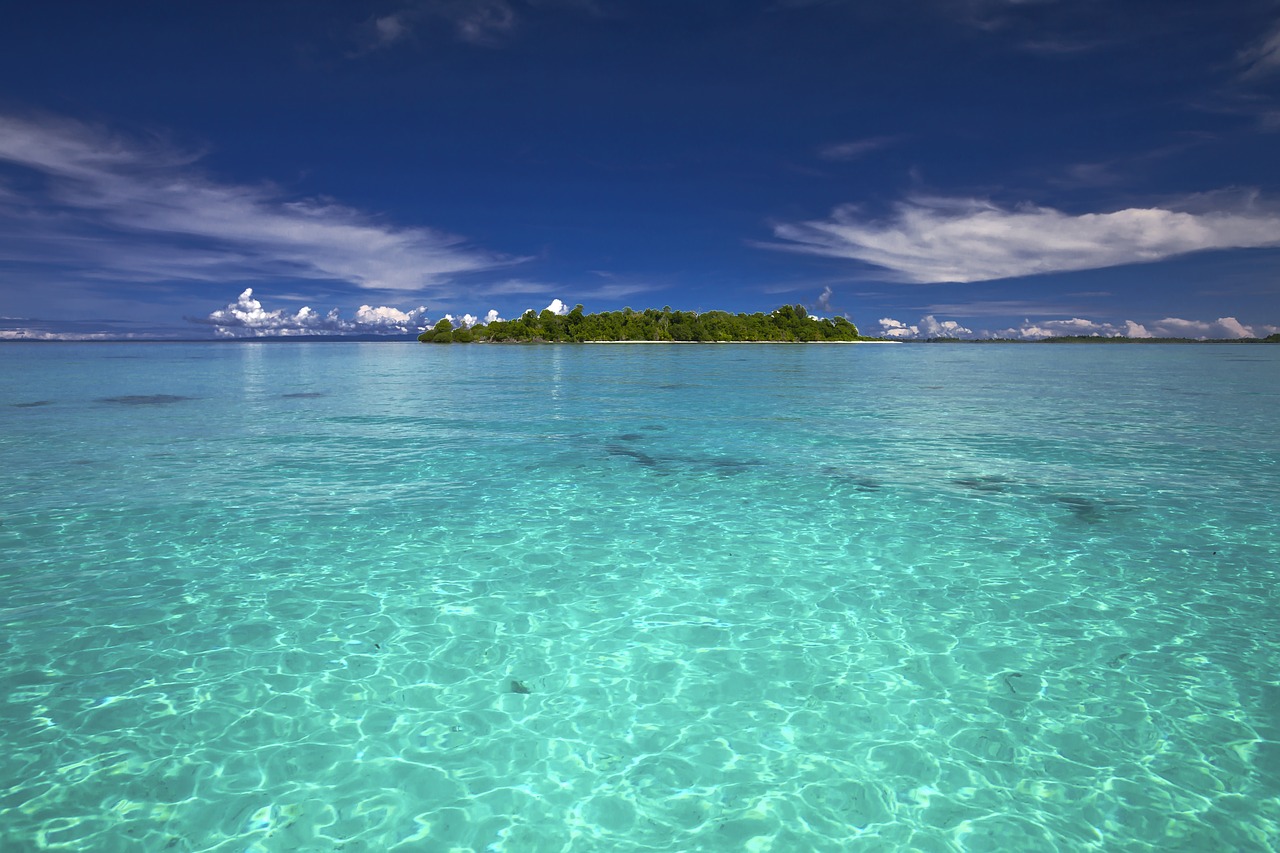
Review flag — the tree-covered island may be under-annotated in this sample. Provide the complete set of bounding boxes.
[419,304,875,343]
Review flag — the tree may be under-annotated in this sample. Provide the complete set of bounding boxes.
[431,317,454,343]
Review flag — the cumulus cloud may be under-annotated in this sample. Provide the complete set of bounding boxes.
[879,314,1275,340]
[442,312,481,329]
[482,309,503,324]
[1144,317,1267,339]
[190,288,429,337]
[543,298,570,315]
[878,318,920,338]
[770,196,1280,283]
[0,113,513,292]
[878,315,972,339]
[994,316,1274,340]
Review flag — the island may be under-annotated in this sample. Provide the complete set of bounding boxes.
[418,305,878,343]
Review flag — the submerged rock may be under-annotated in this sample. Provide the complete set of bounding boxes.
[1054,495,1107,523]
[953,476,1012,493]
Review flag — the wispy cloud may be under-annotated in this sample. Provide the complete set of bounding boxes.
[767,195,1280,283]
[0,113,515,292]
[356,1,518,50]
[374,14,412,46]
[1239,24,1280,79]
[0,317,162,341]
[814,285,834,313]
[445,0,518,45]
[817,135,901,161]
[472,278,560,296]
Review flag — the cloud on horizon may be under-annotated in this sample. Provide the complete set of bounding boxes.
[769,196,1280,283]
[878,313,1278,340]
[191,288,430,337]
[0,113,514,293]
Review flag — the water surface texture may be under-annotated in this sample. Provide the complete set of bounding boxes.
[2,342,1278,852]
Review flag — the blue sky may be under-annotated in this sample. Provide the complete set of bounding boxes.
[2,0,1279,339]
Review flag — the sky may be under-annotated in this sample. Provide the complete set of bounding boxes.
[2,0,1279,340]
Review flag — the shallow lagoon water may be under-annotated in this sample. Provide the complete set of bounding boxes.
[1,341,1278,852]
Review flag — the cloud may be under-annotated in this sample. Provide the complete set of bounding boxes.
[817,135,900,161]
[190,288,429,337]
[356,1,518,50]
[878,314,1276,340]
[0,113,514,292]
[1143,316,1271,340]
[769,195,1280,283]
[0,324,150,341]
[993,316,1275,340]
[878,315,972,339]
[1239,25,1280,79]
[482,309,503,324]
[449,0,517,45]
[878,318,920,338]
[474,278,559,296]
[992,317,1129,339]
[814,285,834,313]
[374,14,411,45]
[543,298,569,315]
[442,312,481,329]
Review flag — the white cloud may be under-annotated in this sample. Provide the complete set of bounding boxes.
[1124,320,1152,338]
[475,278,558,296]
[770,195,1280,283]
[993,317,1126,339]
[443,312,481,328]
[1145,317,1268,340]
[814,285,834,313]
[920,315,973,337]
[0,329,125,341]
[482,309,503,324]
[877,315,971,339]
[877,313,1276,341]
[993,316,1276,340]
[878,318,919,338]
[0,113,514,292]
[192,288,428,337]
[543,298,569,315]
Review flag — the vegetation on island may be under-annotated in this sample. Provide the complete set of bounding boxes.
[418,304,869,343]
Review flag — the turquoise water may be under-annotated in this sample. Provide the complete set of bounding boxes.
[1,341,1278,852]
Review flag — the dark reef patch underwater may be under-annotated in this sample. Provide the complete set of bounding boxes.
[96,394,195,405]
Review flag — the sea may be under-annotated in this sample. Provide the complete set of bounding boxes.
[1,341,1277,852]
